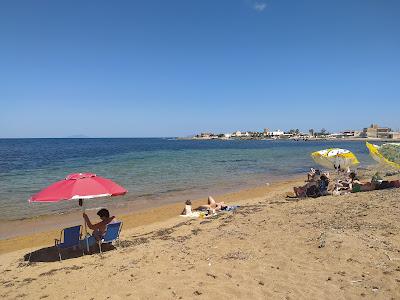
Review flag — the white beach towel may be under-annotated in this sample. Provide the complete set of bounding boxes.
[180,205,201,218]
[180,211,201,218]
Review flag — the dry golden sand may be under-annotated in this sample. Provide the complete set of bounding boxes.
[1,178,400,299]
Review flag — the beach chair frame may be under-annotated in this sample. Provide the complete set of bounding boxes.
[54,225,83,261]
[98,222,123,254]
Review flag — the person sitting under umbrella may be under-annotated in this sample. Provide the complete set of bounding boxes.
[292,174,330,198]
[307,168,320,182]
[83,209,115,247]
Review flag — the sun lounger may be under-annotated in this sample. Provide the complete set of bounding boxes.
[54,225,83,261]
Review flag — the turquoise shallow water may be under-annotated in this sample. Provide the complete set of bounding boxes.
[0,138,376,220]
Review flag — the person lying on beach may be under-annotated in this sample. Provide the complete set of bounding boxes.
[181,198,239,217]
[352,179,400,193]
[198,196,227,212]
[369,172,398,189]
[83,208,115,241]
[350,181,376,193]
[333,171,400,194]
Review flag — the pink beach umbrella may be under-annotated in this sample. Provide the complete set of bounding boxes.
[29,173,127,203]
[29,173,127,252]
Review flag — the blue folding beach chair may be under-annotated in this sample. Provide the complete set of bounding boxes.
[98,222,123,254]
[55,225,83,261]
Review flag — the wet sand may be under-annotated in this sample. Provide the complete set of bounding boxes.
[1,174,400,299]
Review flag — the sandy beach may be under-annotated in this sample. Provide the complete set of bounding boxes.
[2,0,399,298]
[1,173,400,299]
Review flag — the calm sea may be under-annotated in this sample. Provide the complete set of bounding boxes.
[0,138,376,220]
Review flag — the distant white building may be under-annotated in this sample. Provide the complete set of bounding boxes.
[233,131,242,137]
[270,130,284,137]
[263,129,284,138]
[224,133,232,138]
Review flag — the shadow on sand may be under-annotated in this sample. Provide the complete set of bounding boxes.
[24,244,116,263]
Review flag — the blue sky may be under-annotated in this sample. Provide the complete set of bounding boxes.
[0,0,399,137]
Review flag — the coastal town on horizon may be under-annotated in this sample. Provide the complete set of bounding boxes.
[188,123,400,141]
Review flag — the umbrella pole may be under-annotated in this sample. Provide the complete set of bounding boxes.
[28,201,33,263]
[79,199,90,253]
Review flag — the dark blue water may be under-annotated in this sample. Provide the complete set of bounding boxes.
[0,138,376,220]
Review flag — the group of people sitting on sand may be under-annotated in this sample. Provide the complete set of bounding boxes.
[292,168,331,198]
[290,168,400,199]
[180,196,238,217]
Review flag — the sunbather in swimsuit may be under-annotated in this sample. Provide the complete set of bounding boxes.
[198,196,227,212]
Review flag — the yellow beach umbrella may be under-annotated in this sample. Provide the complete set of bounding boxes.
[366,142,400,169]
[311,148,359,170]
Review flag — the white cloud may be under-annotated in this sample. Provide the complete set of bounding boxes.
[253,2,267,12]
